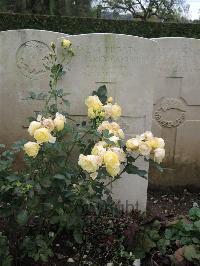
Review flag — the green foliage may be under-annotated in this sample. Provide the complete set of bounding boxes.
[135,207,200,265]
[0,12,200,38]
[22,235,53,262]
[92,85,108,104]
[0,233,13,266]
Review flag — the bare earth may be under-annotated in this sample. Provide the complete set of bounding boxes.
[147,189,200,217]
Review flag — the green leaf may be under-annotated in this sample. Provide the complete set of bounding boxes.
[124,164,147,179]
[165,228,173,240]
[142,235,156,252]
[183,245,200,261]
[189,207,200,220]
[30,91,36,99]
[148,158,164,173]
[54,174,66,180]
[0,144,5,148]
[93,85,108,104]
[11,139,26,151]
[6,175,19,182]
[16,210,28,226]
[194,220,200,229]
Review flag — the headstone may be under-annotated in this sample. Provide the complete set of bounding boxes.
[61,34,157,210]
[0,30,66,144]
[151,38,200,189]
[0,30,157,210]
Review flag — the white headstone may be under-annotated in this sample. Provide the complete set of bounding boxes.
[0,30,157,210]
[0,30,66,144]
[151,37,200,189]
[62,34,157,210]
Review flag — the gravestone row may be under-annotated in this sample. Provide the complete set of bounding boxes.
[0,30,199,210]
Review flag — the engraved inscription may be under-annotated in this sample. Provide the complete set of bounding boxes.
[155,98,186,128]
[16,40,50,79]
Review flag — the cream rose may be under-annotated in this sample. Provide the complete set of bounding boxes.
[54,112,66,131]
[154,148,165,164]
[138,142,152,156]
[91,143,107,157]
[147,137,165,150]
[24,142,40,158]
[28,121,42,136]
[78,154,102,173]
[126,138,140,151]
[85,95,103,110]
[110,147,126,162]
[140,131,154,141]
[111,104,122,120]
[34,128,56,144]
[61,39,71,48]
[103,151,120,177]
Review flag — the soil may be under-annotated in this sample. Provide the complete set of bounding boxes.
[147,188,200,218]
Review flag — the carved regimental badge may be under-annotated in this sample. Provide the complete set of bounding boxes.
[16,40,50,80]
[155,98,186,128]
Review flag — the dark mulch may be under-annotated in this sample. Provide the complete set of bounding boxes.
[147,189,200,218]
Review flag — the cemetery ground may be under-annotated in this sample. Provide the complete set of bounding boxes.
[147,189,200,218]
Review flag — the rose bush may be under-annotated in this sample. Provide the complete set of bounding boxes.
[0,39,165,265]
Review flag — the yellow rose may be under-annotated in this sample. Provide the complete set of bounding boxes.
[54,113,66,131]
[54,117,65,131]
[110,147,126,162]
[85,95,103,110]
[91,144,107,157]
[107,97,113,103]
[28,121,42,136]
[126,138,140,151]
[78,154,102,173]
[111,104,121,120]
[88,107,96,119]
[103,151,120,177]
[34,128,56,144]
[153,148,165,164]
[24,142,40,158]
[147,137,165,150]
[61,39,71,48]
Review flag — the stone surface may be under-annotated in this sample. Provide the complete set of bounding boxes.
[0,30,66,145]
[0,30,157,210]
[62,34,157,210]
[151,38,200,190]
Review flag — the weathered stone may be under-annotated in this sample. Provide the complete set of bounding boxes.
[0,30,157,210]
[62,34,157,210]
[151,38,200,190]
